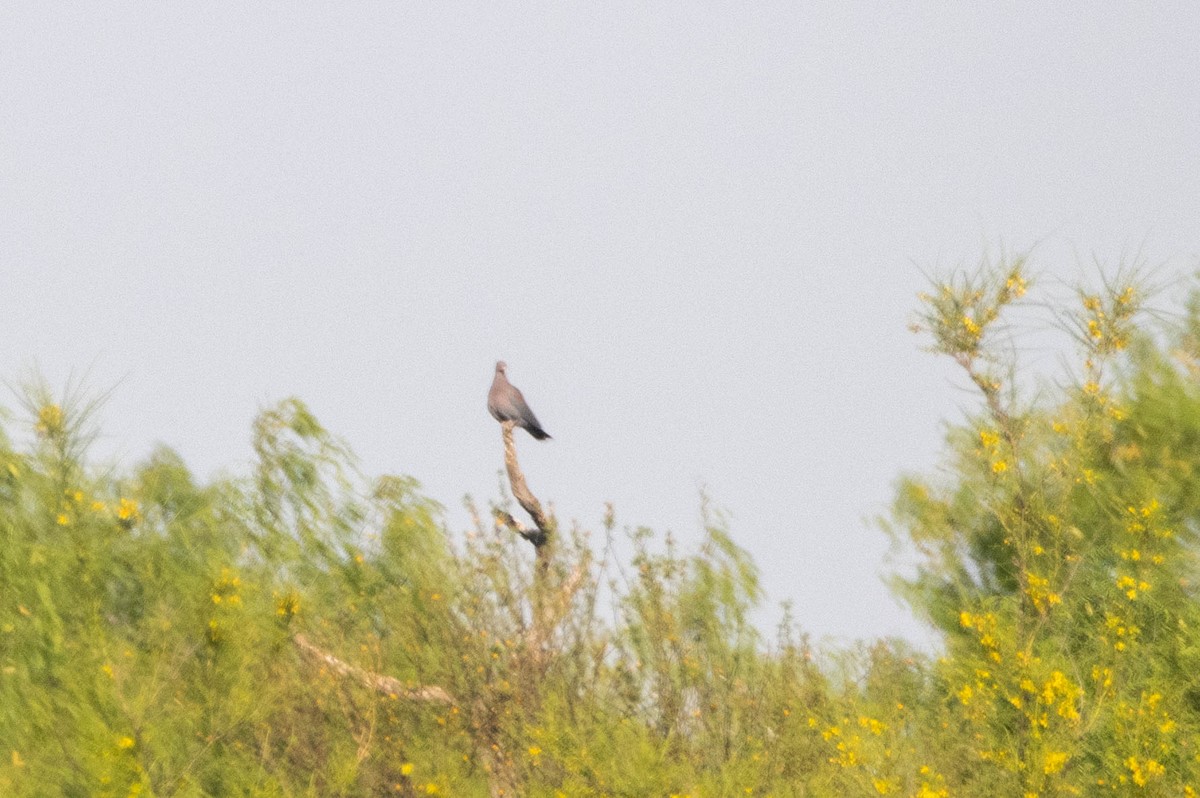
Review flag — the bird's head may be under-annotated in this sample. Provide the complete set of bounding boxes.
[495,360,507,374]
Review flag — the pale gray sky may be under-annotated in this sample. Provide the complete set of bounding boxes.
[3,4,1198,645]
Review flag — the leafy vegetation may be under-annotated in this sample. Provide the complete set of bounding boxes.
[4,260,1200,796]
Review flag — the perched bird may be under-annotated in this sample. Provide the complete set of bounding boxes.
[488,361,551,440]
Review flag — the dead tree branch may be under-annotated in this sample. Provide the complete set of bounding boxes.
[295,633,517,797]
[293,416,569,798]
[293,634,456,706]
[523,562,588,665]
[498,420,552,545]
[494,508,544,547]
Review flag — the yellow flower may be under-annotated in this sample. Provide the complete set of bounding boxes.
[915,782,948,798]
[276,592,300,618]
[117,736,136,750]
[528,745,542,757]
[992,460,1008,474]
[35,404,64,437]
[116,498,140,523]
[400,763,414,775]
[1126,756,1164,787]
[56,513,70,526]
[1043,750,1069,774]
[1117,575,1141,600]
[858,716,886,735]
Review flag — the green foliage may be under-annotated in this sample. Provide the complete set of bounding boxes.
[892,261,1200,795]
[5,261,1200,796]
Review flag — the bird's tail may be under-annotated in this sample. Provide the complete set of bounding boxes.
[528,426,552,441]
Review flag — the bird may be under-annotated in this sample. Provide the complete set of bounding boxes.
[488,361,551,440]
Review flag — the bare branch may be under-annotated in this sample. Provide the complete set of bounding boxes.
[501,421,552,544]
[293,634,456,706]
[524,563,588,663]
[494,508,546,547]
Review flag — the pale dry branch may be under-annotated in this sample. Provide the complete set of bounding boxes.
[293,634,456,706]
[524,563,588,663]
[545,563,587,627]
[500,421,552,544]
[494,508,545,547]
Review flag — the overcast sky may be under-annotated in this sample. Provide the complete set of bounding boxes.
[3,4,1198,646]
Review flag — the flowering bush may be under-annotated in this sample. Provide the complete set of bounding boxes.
[4,258,1200,796]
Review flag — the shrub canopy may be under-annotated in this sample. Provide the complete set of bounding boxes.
[5,261,1200,797]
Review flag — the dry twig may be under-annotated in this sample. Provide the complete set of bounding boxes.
[293,634,456,706]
